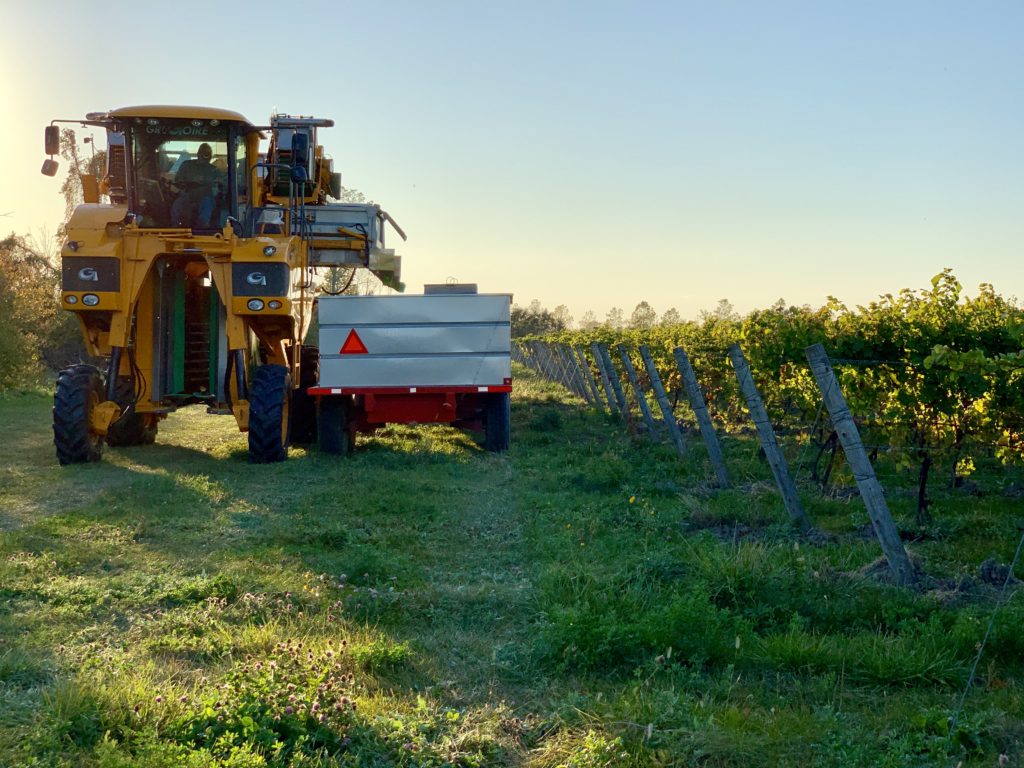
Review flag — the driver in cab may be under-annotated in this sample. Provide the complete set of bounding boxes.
[171,143,223,227]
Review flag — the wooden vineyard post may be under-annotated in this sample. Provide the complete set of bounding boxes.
[616,345,659,437]
[639,345,688,458]
[516,342,532,371]
[531,342,552,381]
[727,344,809,529]
[591,342,620,414]
[530,341,549,379]
[559,344,591,403]
[540,343,561,385]
[542,342,571,391]
[805,343,917,586]
[673,346,730,488]
[575,346,605,409]
[547,343,573,394]
[520,342,537,374]
[597,343,629,416]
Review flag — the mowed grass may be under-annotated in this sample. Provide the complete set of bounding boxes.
[0,369,1022,767]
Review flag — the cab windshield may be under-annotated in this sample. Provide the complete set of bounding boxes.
[127,118,243,230]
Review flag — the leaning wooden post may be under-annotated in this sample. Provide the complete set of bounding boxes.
[558,345,583,401]
[559,344,591,403]
[531,341,548,378]
[616,345,659,437]
[591,342,620,413]
[727,344,809,529]
[673,347,730,488]
[571,348,598,406]
[515,341,527,369]
[521,342,537,373]
[540,343,569,389]
[575,346,605,409]
[597,343,629,416]
[530,341,549,379]
[544,342,569,391]
[639,345,688,458]
[537,342,555,381]
[554,344,581,396]
[805,344,917,586]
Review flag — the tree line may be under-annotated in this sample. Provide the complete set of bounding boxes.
[510,298,721,337]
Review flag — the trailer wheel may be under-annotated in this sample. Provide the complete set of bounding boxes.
[289,346,319,445]
[483,392,511,452]
[53,365,105,465]
[107,377,158,447]
[248,364,292,463]
[318,395,355,455]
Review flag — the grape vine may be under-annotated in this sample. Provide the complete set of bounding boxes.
[529,271,1024,519]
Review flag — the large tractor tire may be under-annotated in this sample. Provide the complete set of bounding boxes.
[317,395,355,456]
[289,346,319,445]
[483,392,511,452]
[106,377,158,447]
[248,365,292,463]
[53,365,105,465]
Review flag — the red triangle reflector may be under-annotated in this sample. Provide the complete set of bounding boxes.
[339,329,368,354]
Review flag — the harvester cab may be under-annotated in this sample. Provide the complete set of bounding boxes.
[43,105,405,464]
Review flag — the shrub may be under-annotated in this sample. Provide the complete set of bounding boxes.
[0,233,84,389]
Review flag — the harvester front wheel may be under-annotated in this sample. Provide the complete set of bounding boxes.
[106,377,158,447]
[248,365,292,463]
[317,395,355,455]
[483,392,511,452]
[53,365,105,465]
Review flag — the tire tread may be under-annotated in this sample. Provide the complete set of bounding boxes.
[248,365,291,463]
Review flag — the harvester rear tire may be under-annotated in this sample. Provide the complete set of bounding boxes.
[53,365,105,465]
[289,346,319,445]
[317,395,354,456]
[106,377,158,447]
[483,392,511,452]
[248,365,292,463]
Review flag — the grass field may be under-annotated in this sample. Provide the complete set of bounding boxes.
[0,365,1022,767]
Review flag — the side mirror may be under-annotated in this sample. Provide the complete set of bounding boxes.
[41,159,59,177]
[45,125,60,155]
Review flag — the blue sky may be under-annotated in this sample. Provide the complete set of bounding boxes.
[2,1,1021,322]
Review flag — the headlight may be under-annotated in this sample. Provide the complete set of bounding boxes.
[65,295,79,304]
[82,294,100,306]
[262,246,277,257]
[268,300,282,310]
[247,299,265,311]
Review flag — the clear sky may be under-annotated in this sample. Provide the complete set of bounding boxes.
[2,1,1021,323]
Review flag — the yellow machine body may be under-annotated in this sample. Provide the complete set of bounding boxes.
[48,106,403,447]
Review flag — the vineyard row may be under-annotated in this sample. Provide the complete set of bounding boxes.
[514,338,929,584]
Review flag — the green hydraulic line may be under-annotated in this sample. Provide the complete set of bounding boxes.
[171,272,185,394]
[208,287,219,395]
